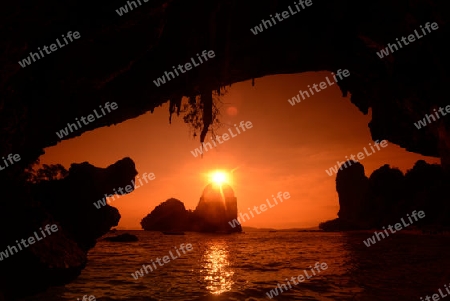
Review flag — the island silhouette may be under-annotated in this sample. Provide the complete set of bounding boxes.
[141,183,242,233]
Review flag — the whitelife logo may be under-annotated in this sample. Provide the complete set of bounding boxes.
[287,69,350,106]
[362,210,425,247]
[250,0,313,35]
[376,22,439,59]
[228,191,290,228]
[190,121,253,158]
[266,262,328,298]
[115,0,149,16]
[420,283,450,301]
[325,140,388,176]
[153,50,215,87]
[56,102,118,139]
[0,224,59,261]
[131,243,193,279]
[0,153,21,171]
[413,105,450,129]
[93,172,155,209]
[18,31,81,68]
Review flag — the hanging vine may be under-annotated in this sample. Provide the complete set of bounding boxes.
[181,86,227,143]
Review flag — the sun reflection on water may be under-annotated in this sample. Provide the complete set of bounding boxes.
[201,241,234,295]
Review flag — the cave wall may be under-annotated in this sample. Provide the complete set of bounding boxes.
[1,0,449,174]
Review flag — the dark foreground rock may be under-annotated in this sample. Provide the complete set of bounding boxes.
[0,157,137,300]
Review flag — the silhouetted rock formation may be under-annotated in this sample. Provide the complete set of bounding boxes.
[336,161,369,228]
[141,184,242,233]
[104,233,138,242]
[0,157,137,300]
[321,160,450,231]
[141,198,190,231]
[367,164,406,227]
[404,160,448,225]
[193,183,241,233]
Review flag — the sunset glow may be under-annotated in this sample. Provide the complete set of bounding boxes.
[39,74,441,230]
[210,171,229,186]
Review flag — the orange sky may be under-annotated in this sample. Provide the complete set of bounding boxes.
[40,72,441,229]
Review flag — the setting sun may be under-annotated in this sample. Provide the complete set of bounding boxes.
[210,171,229,186]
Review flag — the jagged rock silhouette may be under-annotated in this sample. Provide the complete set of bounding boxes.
[141,184,242,233]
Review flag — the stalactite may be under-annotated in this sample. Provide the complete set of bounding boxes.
[200,91,213,145]
[169,98,175,124]
[168,96,182,124]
